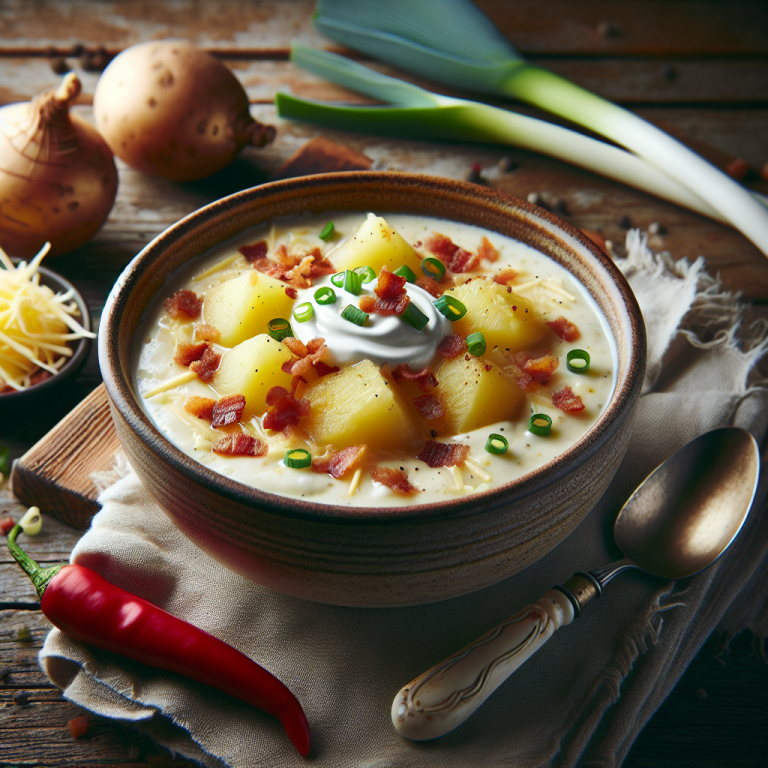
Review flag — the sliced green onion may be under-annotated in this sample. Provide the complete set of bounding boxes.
[285,448,312,469]
[433,294,467,321]
[484,434,508,455]
[566,349,591,373]
[354,265,376,283]
[319,221,335,241]
[342,304,368,326]
[314,286,336,305]
[422,257,446,281]
[529,413,552,437]
[331,271,345,287]
[466,332,486,357]
[293,302,314,323]
[400,301,429,332]
[393,264,417,283]
[268,318,293,341]
[343,269,363,295]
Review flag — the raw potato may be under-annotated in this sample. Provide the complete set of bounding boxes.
[436,354,525,433]
[331,213,423,275]
[449,277,547,352]
[305,359,420,451]
[213,335,294,418]
[93,41,275,181]
[203,270,295,348]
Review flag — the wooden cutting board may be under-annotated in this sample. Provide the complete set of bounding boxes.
[10,383,120,530]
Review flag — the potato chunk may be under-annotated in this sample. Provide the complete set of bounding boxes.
[331,213,423,276]
[448,277,546,353]
[213,334,294,418]
[203,270,294,348]
[305,359,419,451]
[437,354,525,433]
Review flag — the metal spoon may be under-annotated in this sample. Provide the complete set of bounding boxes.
[391,427,761,741]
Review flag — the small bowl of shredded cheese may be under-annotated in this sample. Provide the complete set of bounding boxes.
[0,243,95,404]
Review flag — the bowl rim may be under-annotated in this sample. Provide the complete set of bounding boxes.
[100,171,646,524]
[0,257,92,400]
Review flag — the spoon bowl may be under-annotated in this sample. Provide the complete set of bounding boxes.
[613,427,760,580]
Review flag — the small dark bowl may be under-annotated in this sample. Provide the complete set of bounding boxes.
[0,259,92,412]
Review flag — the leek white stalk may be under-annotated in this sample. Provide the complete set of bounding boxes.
[313,0,768,256]
[278,47,723,221]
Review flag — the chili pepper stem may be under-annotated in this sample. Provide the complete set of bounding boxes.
[7,525,63,600]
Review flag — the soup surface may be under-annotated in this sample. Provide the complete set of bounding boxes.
[134,212,616,506]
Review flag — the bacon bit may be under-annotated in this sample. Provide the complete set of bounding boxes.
[285,286,298,299]
[552,385,585,412]
[413,394,445,420]
[359,295,376,313]
[0,516,15,536]
[522,353,559,384]
[426,233,481,273]
[494,268,519,286]
[477,236,499,262]
[306,338,325,355]
[282,358,299,374]
[284,254,315,289]
[212,433,267,457]
[370,466,418,495]
[314,360,340,377]
[211,394,246,429]
[312,445,367,479]
[183,396,216,421]
[163,289,202,320]
[547,316,581,342]
[369,267,409,316]
[195,323,220,342]
[68,715,89,739]
[29,369,53,386]
[392,364,438,391]
[288,341,328,379]
[417,439,470,468]
[173,340,208,367]
[189,347,221,382]
[263,386,310,433]
[239,240,268,263]
[283,337,308,358]
[437,334,467,359]
[415,276,444,298]
[307,248,337,278]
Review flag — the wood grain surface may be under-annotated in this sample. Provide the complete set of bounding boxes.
[1,1,767,766]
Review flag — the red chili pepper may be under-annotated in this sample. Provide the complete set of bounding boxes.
[8,525,310,757]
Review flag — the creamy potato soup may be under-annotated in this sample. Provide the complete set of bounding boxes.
[134,212,616,506]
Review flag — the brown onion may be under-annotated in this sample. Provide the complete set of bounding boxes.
[0,73,118,258]
[93,41,276,182]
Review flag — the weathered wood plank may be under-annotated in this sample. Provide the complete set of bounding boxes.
[3,56,767,109]
[0,610,51,686]
[1,0,766,55]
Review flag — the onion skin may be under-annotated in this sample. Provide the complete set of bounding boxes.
[93,41,276,182]
[0,74,118,258]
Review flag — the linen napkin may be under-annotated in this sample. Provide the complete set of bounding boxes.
[40,230,768,768]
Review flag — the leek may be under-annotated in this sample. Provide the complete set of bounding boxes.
[313,0,768,255]
[278,47,724,221]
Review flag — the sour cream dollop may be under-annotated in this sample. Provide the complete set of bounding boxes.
[292,275,451,369]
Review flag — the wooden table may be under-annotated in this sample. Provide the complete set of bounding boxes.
[2,2,767,766]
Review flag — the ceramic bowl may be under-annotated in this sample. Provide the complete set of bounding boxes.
[0,259,92,412]
[99,172,646,607]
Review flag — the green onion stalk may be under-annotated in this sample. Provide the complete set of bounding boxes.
[310,0,768,255]
[278,47,726,226]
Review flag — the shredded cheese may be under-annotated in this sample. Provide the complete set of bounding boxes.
[464,457,492,483]
[192,253,242,282]
[0,244,95,392]
[143,370,198,398]
[514,276,575,303]
[348,467,362,496]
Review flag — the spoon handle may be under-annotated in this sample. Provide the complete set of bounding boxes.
[391,575,600,741]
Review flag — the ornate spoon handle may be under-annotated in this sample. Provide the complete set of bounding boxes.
[391,574,601,740]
